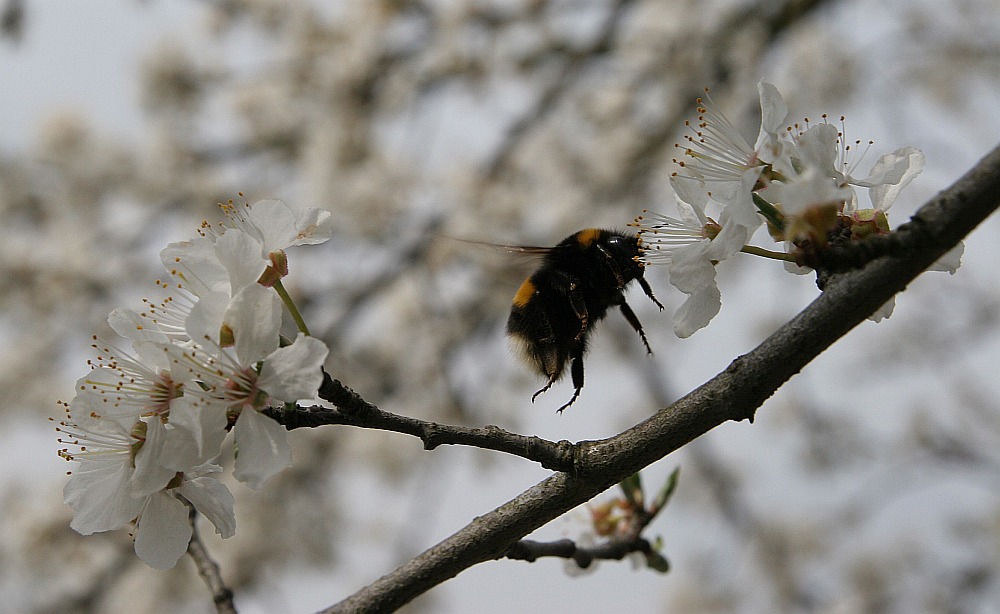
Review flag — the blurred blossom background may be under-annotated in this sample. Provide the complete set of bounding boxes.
[2,0,999,612]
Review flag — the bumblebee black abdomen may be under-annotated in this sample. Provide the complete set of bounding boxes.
[506,228,664,413]
[507,268,588,384]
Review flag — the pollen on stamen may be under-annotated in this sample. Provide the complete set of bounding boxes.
[826,114,875,178]
[132,288,195,340]
[630,209,709,266]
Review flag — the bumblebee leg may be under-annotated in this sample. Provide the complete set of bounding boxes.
[638,277,665,310]
[555,347,585,413]
[596,243,626,288]
[566,285,589,342]
[619,300,654,354]
[531,373,558,403]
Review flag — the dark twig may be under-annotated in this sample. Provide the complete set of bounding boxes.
[505,537,656,570]
[186,506,237,614]
[266,375,578,472]
[505,472,675,572]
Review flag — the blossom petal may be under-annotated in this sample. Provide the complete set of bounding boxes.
[225,283,282,366]
[66,457,145,535]
[765,167,851,217]
[868,296,896,322]
[754,80,789,166]
[216,229,268,294]
[668,243,716,295]
[184,290,231,346]
[705,215,749,262]
[73,367,140,421]
[258,334,329,402]
[667,242,723,337]
[160,236,231,297]
[928,242,964,274]
[130,418,177,498]
[757,81,788,139]
[161,397,228,469]
[247,199,300,253]
[669,174,710,212]
[134,491,192,569]
[178,474,237,539]
[865,147,925,212]
[248,199,334,250]
[796,124,839,176]
[232,408,292,489]
[108,307,171,346]
[673,282,722,338]
[131,340,174,373]
[716,169,765,230]
[289,205,334,246]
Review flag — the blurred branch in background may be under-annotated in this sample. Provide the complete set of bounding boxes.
[0,0,23,44]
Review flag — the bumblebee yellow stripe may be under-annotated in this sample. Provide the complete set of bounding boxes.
[512,277,536,307]
[575,228,602,247]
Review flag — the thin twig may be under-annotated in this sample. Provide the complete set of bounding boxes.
[505,537,655,569]
[186,507,237,614]
[265,375,578,472]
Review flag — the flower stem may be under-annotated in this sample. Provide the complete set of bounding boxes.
[273,280,311,336]
[740,245,796,262]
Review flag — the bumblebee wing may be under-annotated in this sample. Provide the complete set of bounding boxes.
[492,244,556,255]
[442,235,557,256]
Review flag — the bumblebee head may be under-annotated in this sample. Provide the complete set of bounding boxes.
[604,232,646,276]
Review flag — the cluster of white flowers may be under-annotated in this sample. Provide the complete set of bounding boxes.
[57,198,333,569]
[632,81,963,337]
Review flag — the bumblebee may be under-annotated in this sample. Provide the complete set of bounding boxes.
[506,228,663,412]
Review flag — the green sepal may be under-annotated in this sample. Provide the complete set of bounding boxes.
[653,466,681,514]
[619,472,644,509]
[753,193,785,233]
[645,537,671,573]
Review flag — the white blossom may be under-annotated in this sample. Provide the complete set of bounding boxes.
[61,195,332,569]
[176,325,329,489]
[222,197,334,253]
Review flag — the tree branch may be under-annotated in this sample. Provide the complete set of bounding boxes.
[319,143,1000,613]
